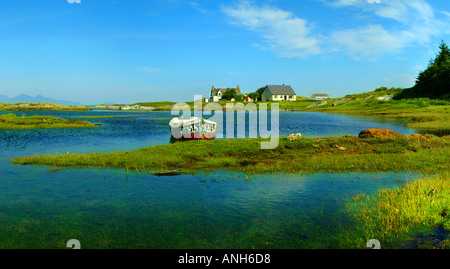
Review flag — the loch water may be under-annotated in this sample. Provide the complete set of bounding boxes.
[0,110,420,248]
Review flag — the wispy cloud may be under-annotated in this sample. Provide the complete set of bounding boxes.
[140,66,162,74]
[189,2,210,14]
[221,1,321,59]
[223,0,450,61]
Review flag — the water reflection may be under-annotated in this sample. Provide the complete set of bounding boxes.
[0,160,416,248]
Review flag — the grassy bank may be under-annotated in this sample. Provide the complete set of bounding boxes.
[302,88,450,135]
[346,173,450,249]
[0,114,96,129]
[12,134,450,175]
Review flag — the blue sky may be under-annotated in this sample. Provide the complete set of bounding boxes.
[0,0,449,104]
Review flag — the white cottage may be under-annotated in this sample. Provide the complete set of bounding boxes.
[261,85,297,102]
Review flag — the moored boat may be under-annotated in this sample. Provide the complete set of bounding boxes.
[169,116,217,140]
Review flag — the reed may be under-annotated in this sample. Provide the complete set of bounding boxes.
[346,173,450,249]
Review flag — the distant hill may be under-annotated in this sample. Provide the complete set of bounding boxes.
[0,94,82,106]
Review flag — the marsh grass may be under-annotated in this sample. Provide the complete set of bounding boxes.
[345,173,450,249]
[0,114,95,129]
[12,135,450,175]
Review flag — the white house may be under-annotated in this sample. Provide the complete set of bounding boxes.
[261,85,297,102]
[310,94,330,100]
[209,85,241,102]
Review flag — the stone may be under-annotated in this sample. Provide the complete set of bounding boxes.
[376,95,394,101]
[358,129,405,139]
[286,133,302,141]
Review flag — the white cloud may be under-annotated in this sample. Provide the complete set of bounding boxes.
[327,0,450,59]
[331,24,404,60]
[221,1,321,59]
[223,1,450,61]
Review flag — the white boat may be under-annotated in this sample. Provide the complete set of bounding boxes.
[169,116,217,140]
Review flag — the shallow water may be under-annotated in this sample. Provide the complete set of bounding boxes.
[0,110,420,248]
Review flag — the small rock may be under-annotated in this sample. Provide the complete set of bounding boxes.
[286,133,302,141]
[376,95,394,101]
[334,145,346,151]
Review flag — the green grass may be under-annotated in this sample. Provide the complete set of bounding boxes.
[345,173,450,249]
[12,134,450,175]
[0,114,96,129]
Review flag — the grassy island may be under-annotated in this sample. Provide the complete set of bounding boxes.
[0,102,91,111]
[0,114,96,129]
[12,134,449,174]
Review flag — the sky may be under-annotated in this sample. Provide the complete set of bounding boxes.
[0,0,449,105]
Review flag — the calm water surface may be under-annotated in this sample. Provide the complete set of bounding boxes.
[0,110,420,248]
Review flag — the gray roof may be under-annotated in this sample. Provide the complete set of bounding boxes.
[265,85,296,95]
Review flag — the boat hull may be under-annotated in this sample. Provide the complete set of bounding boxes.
[169,117,217,141]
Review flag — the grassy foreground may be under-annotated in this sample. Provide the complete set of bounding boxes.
[0,114,96,129]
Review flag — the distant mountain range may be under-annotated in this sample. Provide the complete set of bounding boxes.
[0,94,82,106]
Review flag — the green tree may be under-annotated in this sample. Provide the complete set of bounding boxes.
[248,92,259,101]
[235,94,244,102]
[256,87,266,101]
[396,40,450,100]
[222,88,237,100]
